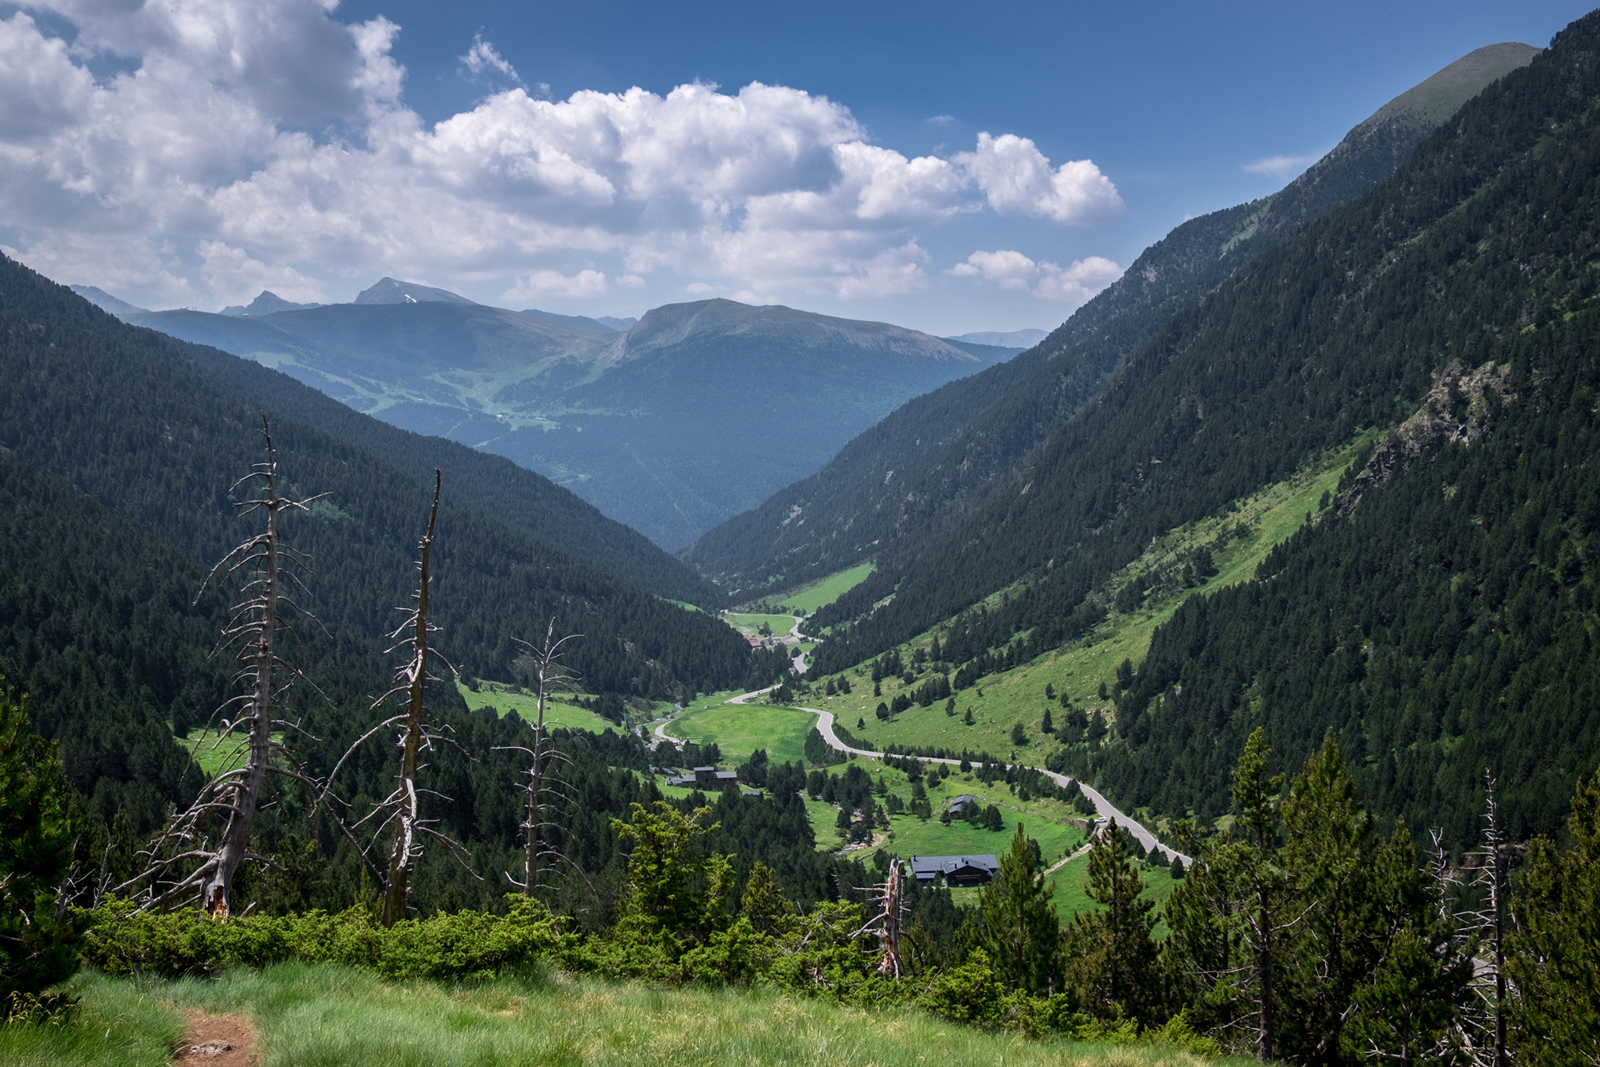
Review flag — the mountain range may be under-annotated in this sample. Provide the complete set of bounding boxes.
[93,278,1017,547]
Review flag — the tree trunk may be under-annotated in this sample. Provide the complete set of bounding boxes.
[381,472,439,928]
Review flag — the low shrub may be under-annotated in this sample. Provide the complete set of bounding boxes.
[81,896,576,980]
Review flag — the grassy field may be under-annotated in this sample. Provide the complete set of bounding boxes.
[723,612,800,641]
[458,680,623,735]
[770,562,877,614]
[664,702,815,765]
[180,727,285,778]
[0,963,1241,1067]
[799,439,1369,830]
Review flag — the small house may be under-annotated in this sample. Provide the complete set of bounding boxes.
[908,854,1001,887]
[946,794,979,816]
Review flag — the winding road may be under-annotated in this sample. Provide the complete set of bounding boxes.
[670,686,1191,865]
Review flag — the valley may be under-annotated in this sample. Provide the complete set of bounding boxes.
[4,14,1600,1067]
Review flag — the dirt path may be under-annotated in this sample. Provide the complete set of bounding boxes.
[173,1012,258,1067]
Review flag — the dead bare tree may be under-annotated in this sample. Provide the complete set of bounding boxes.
[322,470,476,927]
[493,620,582,900]
[1466,773,1513,1067]
[855,856,909,977]
[119,417,324,915]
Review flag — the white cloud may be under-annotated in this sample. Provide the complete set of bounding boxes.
[503,268,608,301]
[0,1,1122,308]
[1242,151,1325,180]
[1036,255,1123,303]
[951,249,1122,305]
[955,133,1122,224]
[950,249,1037,290]
[461,33,522,85]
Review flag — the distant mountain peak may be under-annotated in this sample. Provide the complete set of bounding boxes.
[220,290,322,317]
[69,285,147,316]
[354,277,477,306]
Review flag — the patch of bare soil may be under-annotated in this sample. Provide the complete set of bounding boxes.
[172,1012,258,1067]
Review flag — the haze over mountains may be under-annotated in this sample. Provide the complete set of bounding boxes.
[96,278,1017,547]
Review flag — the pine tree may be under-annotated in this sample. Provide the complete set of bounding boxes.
[1065,819,1161,1018]
[977,823,1062,994]
[1507,773,1600,1066]
[0,686,79,999]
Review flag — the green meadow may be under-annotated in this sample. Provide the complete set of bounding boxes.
[769,561,876,614]
[458,680,623,734]
[723,612,800,641]
[664,702,815,765]
[180,727,285,779]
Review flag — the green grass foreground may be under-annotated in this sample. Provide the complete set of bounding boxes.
[1,964,1245,1067]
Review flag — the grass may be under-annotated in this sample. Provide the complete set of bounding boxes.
[180,727,285,779]
[664,703,815,765]
[0,971,183,1067]
[768,562,877,615]
[4,963,1240,1067]
[722,613,799,641]
[801,438,1371,825]
[457,680,622,735]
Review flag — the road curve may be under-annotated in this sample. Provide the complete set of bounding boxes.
[798,702,1189,866]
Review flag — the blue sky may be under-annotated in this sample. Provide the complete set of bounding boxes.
[1,0,1591,334]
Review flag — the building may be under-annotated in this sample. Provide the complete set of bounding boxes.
[908,854,1001,887]
[664,766,742,790]
[946,794,979,816]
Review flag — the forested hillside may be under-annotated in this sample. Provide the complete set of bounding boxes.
[686,43,1537,593]
[1095,304,1600,850]
[785,17,1600,847]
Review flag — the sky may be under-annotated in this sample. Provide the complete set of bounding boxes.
[1,0,1592,336]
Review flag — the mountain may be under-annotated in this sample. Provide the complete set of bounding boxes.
[946,329,1049,348]
[353,276,477,305]
[220,290,322,316]
[121,295,993,548]
[521,307,626,332]
[68,284,147,315]
[685,40,1539,595]
[596,315,638,331]
[797,18,1596,844]
[0,255,753,703]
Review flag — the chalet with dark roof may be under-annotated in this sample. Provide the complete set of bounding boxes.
[908,854,1000,887]
[664,765,742,789]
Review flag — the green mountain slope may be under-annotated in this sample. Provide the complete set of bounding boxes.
[686,42,1538,594]
[799,14,1599,844]
[0,256,755,702]
[123,296,996,549]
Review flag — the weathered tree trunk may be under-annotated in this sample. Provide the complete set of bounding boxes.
[201,445,282,918]
[380,471,439,928]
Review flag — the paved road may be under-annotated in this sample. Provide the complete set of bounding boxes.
[797,701,1189,865]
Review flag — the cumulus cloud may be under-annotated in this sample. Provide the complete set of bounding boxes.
[951,249,1122,305]
[1242,150,1325,180]
[0,0,1122,308]
[956,133,1123,224]
[504,268,608,301]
